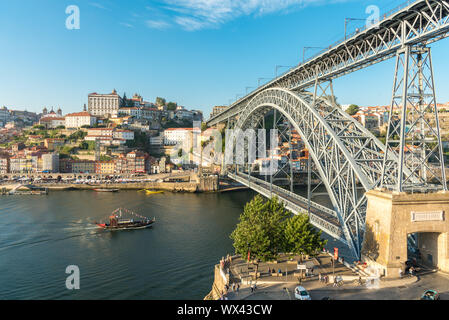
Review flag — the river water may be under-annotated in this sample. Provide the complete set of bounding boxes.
[0,188,351,300]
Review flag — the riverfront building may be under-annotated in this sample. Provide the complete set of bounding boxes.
[42,153,59,173]
[71,160,96,174]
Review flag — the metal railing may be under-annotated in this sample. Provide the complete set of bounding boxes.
[228,172,345,241]
[208,0,421,123]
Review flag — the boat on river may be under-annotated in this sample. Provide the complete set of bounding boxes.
[144,189,164,195]
[95,208,155,231]
[93,188,119,192]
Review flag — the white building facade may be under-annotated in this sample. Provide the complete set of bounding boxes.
[65,112,96,128]
[88,90,123,118]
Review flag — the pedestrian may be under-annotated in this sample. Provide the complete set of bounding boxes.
[232,283,236,292]
[250,285,254,293]
[319,272,322,282]
[237,283,240,295]
[333,277,338,287]
[399,268,403,279]
[311,267,314,275]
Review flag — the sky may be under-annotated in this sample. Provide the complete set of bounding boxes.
[1,0,449,117]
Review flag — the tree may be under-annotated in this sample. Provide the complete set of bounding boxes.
[230,196,290,262]
[167,102,177,111]
[283,215,327,259]
[346,104,360,116]
[323,95,339,105]
[122,93,128,108]
[156,97,166,107]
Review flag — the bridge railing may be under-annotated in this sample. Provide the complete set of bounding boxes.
[229,172,345,242]
[303,0,416,66]
[208,0,421,124]
[233,172,338,218]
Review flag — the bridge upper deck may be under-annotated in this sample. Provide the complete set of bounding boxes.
[208,0,449,126]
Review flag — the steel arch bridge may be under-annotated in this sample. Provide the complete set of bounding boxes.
[207,0,449,259]
[230,88,398,257]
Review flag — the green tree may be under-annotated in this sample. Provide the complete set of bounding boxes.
[156,97,166,107]
[283,215,327,259]
[99,155,112,161]
[167,102,177,111]
[122,93,128,108]
[346,104,360,116]
[230,196,289,262]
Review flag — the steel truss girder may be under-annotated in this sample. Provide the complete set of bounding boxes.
[208,0,449,126]
[232,88,393,258]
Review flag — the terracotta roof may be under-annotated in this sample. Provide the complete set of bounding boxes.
[164,128,194,131]
[66,112,93,117]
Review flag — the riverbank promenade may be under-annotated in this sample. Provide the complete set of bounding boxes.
[211,253,420,300]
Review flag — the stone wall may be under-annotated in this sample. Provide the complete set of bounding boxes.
[362,189,449,277]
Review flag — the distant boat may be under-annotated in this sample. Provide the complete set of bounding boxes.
[95,208,155,231]
[94,188,119,192]
[144,189,164,195]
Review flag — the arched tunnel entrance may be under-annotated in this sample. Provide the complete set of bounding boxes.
[407,232,447,272]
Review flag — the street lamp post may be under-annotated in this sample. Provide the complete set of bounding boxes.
[275,65,293,78]
[258,78,271,87]
[302,47,326,64]
[344,18,365,40]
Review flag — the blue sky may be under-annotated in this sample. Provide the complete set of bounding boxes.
[1,0,449,117]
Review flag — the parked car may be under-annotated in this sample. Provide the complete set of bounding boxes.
[420,290,440,300]
[294,286,311,300]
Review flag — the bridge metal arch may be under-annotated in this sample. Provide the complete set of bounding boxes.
[231,87,388,258]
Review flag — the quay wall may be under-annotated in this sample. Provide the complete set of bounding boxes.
[204,264,229,300]
[1,176,219,193]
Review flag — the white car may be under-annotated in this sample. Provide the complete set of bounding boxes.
[294,286,311,300]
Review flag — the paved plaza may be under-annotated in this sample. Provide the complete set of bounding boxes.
[221,252,446,300]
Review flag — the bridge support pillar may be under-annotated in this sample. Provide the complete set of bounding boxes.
[362,189,449,278]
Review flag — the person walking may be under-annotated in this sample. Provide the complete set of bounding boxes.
[399,268,403,279]
[409,266,414,277]
[236,283,240,295]
[319,272,322,282]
